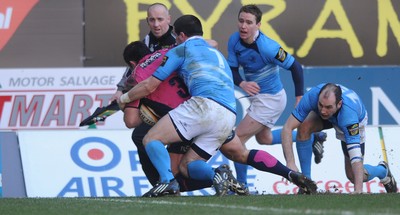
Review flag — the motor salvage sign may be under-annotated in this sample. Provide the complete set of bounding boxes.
[0,68,126,130]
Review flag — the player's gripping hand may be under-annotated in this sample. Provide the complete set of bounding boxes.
[239,81,260,96]
[117,93,129,110]
[111,90,123,102]
[117,100,126,110]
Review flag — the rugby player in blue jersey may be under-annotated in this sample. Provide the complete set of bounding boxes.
[281,83,398,194]
[118,14,318,197]
[227,4,326,189]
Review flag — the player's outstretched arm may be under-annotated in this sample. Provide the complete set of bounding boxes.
[281,114,301,171]
[119,76,162,104]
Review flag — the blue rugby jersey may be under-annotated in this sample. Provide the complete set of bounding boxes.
[153,36,236,113]
[227,31,295,95]
[293,83,367,144]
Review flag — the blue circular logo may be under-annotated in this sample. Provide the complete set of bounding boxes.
[71,137,121,171]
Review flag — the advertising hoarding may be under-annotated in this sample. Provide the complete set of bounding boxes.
[18,127,399,197]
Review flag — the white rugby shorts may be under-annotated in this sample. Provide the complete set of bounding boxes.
[168,96,236,157]
[247,89,287,128]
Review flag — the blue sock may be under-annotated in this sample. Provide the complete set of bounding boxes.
[234,162,248,184]
[145,140,174,183]
[296,136,313,178]
[271,129,297,144]
[187,160,215,181]
[364,164,386,180]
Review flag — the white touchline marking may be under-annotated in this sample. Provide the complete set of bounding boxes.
[87,198,397,215]
[89,198,264,211]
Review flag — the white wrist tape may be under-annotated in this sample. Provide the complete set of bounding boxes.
[347,143,363,164]
[119,93,131,103]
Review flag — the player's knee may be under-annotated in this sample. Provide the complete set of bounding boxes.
[255,133,273,145]
[124,117,142,128]
[235,153,248,164]
[236,132,253,145]
[170,153,183,176]
[221,147,248,163]
[178,162,189,178]
[297,124,314,141]
[142,133,160,146]
[142,134,151,146]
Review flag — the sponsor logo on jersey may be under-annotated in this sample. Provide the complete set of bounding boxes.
[347,123,359,136]
[275,47,287,62]
[139,52,162,68]
[160,56,169,66]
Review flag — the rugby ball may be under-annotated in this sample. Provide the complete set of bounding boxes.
[139,104,160,126]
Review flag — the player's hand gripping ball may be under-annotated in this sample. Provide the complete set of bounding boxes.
[139,104,160,126]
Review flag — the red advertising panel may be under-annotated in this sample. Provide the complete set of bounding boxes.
[0,0,38,51]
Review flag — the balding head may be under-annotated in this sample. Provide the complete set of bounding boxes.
[146,3,171,38]
[317,83,343,119]
[319,83,342,105]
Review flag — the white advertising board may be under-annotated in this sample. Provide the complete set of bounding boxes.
[18,126,399,197]
[0,68,126,130]
[0,68,254,131]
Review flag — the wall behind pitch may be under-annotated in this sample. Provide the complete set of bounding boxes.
[0,0,83,67]
[0,0,399,67]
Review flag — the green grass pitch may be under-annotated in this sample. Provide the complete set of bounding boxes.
[1,193,399,215]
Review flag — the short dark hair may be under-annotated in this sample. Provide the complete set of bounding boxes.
[173,15,203,37]
[239,4,262,24]
[123,41,151,66]
[319,83,342,105]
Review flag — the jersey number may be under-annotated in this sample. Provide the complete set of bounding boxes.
[208,48,225,69]
[169,76,190,99]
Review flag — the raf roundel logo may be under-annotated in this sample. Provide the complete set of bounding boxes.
[70,137,121,171]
